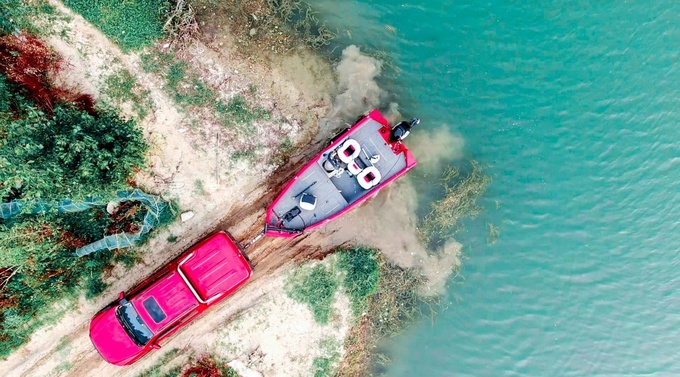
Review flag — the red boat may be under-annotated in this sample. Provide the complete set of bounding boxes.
[264,109,419,237]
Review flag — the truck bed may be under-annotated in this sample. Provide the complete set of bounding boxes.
[179,232,252,302]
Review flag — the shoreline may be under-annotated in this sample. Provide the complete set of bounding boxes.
[0,1,423,376]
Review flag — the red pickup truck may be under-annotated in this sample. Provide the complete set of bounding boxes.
[89,231,252,366]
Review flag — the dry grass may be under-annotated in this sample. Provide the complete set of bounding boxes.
[164,0,200,48]
[193,0,335,54]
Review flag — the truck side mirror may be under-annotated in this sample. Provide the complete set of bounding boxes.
[118,291,125,301]
[150,343,161,350]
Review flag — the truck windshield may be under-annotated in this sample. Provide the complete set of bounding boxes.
[115,303,153,346]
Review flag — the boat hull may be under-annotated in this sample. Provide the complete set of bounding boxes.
[265,110,417,238]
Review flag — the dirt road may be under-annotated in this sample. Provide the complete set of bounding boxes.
[2,139,347,377]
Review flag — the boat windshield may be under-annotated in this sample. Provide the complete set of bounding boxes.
[115,302,153,346]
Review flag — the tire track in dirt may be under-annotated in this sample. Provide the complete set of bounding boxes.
[4,122,349,377]
[4,136,342,377]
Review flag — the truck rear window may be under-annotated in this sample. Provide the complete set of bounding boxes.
[142,297,167,323]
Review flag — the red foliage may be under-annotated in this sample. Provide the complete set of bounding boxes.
[58,230,90,251]
[52,88,97,115]
[106,201,142,236]
[0,32,96,115]
[181,356,227,377]
[0,33,59,110]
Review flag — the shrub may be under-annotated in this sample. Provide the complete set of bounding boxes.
[0,213,141,357]
[0,29,159,358]
[0,101,147,201]
[336,256,426,377]
[287,263,338,324]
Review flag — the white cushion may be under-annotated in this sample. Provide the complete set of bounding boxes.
[337,139,361,164]
[357,166,381,190]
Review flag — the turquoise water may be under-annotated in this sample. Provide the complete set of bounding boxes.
[311,1,680,376]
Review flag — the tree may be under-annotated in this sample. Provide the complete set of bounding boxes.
[0,91,147,201]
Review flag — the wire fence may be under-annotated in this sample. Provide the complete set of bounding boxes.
[1,189,171,256]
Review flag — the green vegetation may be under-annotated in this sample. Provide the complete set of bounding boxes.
[0,194,178,357]
[337,247,379,315]
[105,68,137,101]
[279,135,294,154]
[419,160,491,246]
[0,0,61,35]
[312,337,340,377]
[287,263,338,324]
[140,51,175,73]
[52,361,73,374]
[287,247,418,332]
[193,179,205,196]
[0,212,144,356]
[62,0,171,50]
[364,259,425,339]
[271,135,296,165]
[216,94,270,126]
[336,250,427,377]
[140,50,270,132]
[230,148,257,163]
[285,247,425,376]
[104,68,153,120]
[0,30,172,357]
[0,99,147,201]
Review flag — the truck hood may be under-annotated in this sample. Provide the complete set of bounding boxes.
[89,307,144,365]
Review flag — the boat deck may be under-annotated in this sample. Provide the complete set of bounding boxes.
[270,118,407,231]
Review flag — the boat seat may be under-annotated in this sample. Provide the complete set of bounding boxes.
[347,160,362,175]
[337,139,361,164]
[357,166,381,190]
[299,193,317,211]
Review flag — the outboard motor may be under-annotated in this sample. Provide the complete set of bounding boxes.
[389,118,420,143]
